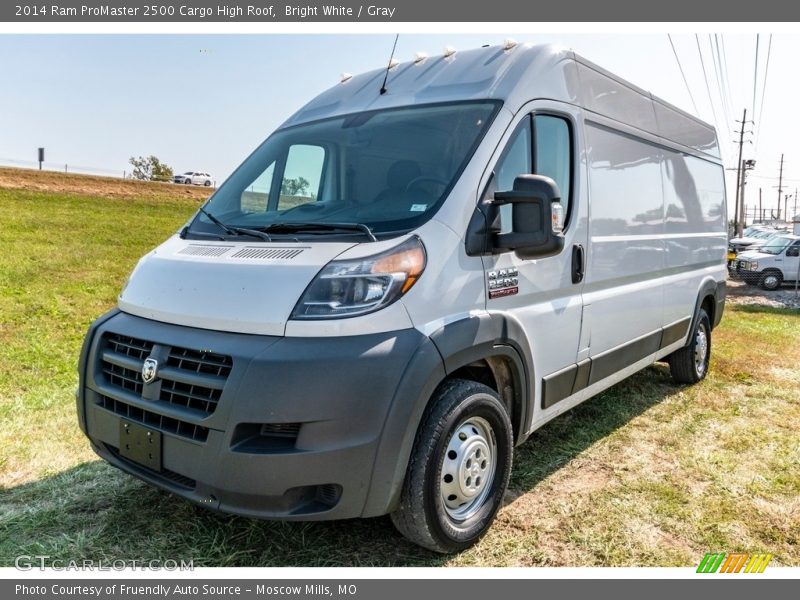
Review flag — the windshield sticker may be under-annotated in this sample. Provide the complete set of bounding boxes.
[410,204,427,212]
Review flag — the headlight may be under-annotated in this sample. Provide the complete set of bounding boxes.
[291,236,426,319]
[748,261,759,270]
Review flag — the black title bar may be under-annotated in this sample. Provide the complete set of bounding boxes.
[3,0,800,22]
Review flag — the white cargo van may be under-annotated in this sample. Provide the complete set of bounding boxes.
[77,43,727,552]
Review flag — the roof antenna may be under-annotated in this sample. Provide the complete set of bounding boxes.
[379,34,399,95]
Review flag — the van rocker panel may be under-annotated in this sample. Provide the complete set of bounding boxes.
[79,311,440,520]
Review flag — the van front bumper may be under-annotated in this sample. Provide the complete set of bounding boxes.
[77,310,443,520]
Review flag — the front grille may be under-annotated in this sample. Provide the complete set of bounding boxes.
[108,335,153,361]
[100,333,232,417]
[105,444,196,490]
[97,395,210,443]
[167,346,232,378]
[102,362,144,395]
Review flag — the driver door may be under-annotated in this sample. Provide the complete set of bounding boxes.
[481,103,589,433]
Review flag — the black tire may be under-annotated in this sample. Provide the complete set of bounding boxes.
[204,180,212,187]
[185,179,192,185]
[759,270,782,291]
[390,379,513,553]
[669,308,711,384]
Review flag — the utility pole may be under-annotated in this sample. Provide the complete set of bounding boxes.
[776,153,784,221]
[733,109,748,236]
[759,188,762,222]
[785,194,790,223]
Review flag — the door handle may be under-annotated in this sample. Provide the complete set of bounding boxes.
[572,244,585,284]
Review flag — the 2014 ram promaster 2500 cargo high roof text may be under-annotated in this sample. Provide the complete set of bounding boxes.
[77,43,727,553]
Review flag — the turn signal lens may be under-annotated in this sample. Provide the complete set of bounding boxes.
[552,202,564,233]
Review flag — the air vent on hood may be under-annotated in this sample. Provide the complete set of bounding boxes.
[231,247,306,260]
[178,245,234,257]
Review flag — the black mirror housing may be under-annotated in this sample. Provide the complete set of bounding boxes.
[493,175,565,259]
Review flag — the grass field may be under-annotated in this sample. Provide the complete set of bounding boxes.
[1,170,798,567]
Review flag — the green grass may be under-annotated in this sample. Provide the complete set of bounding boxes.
[1,184,799,567]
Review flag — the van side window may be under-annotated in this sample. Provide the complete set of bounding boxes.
[534,115,572,220]
[279,144,326,211]
[491,116,532,232]
[240,161,275,213]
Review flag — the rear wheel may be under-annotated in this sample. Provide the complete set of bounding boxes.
[669,308,711,384]
[390,379,513,553]
[204,179,212,187]
[759,271,782,291]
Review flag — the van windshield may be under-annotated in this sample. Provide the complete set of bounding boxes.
[752,229,777,239]
[188,101,500,239]
[759,236,794,255]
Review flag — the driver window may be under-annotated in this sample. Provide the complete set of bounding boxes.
[279,144,325,211]
[492,117,532,233]
[535,115,572,221]
[240,161,275,214]
[787,242,800,257]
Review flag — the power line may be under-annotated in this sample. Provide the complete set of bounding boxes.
[709,35,732,141]
[719,34,733,111]
[695,34,724,153]
[752,34,760,123]
[667,34,699,115]
[716,34,739,162]
[755,34,773,153]
[748,174,800,182]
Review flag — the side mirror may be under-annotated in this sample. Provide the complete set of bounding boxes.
[493,175,566,259]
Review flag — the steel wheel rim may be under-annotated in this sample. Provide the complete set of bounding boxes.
[694,325,708,376]
[440,416,497,521]
[764,275,779,288]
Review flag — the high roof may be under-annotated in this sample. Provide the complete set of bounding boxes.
[281,43,720,160]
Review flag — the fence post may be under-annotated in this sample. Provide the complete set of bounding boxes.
[65,164,68,173]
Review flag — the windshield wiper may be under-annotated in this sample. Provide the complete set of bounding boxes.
[256,222,377,242]
[197,206,273,241]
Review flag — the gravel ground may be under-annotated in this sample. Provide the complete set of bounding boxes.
[726,278,800,309]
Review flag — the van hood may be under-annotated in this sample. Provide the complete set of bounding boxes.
[736,249,771,261]
[118,235,356,335]
[730,236,760,246]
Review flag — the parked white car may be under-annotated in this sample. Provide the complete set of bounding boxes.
[174,171,213,186]
[733,234,800,289]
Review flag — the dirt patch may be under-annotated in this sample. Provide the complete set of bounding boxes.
[0,167,212,202]
[726,278,800,309]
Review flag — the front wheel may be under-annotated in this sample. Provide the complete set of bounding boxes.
[668,308,711,384]
[390,379,513,553]
[759,271,782,291]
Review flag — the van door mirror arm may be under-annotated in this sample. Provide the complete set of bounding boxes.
[492,174,566,260]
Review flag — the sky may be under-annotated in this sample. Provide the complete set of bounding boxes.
[1,33,799,219]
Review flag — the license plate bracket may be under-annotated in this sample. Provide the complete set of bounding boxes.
[119,419,162,471]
